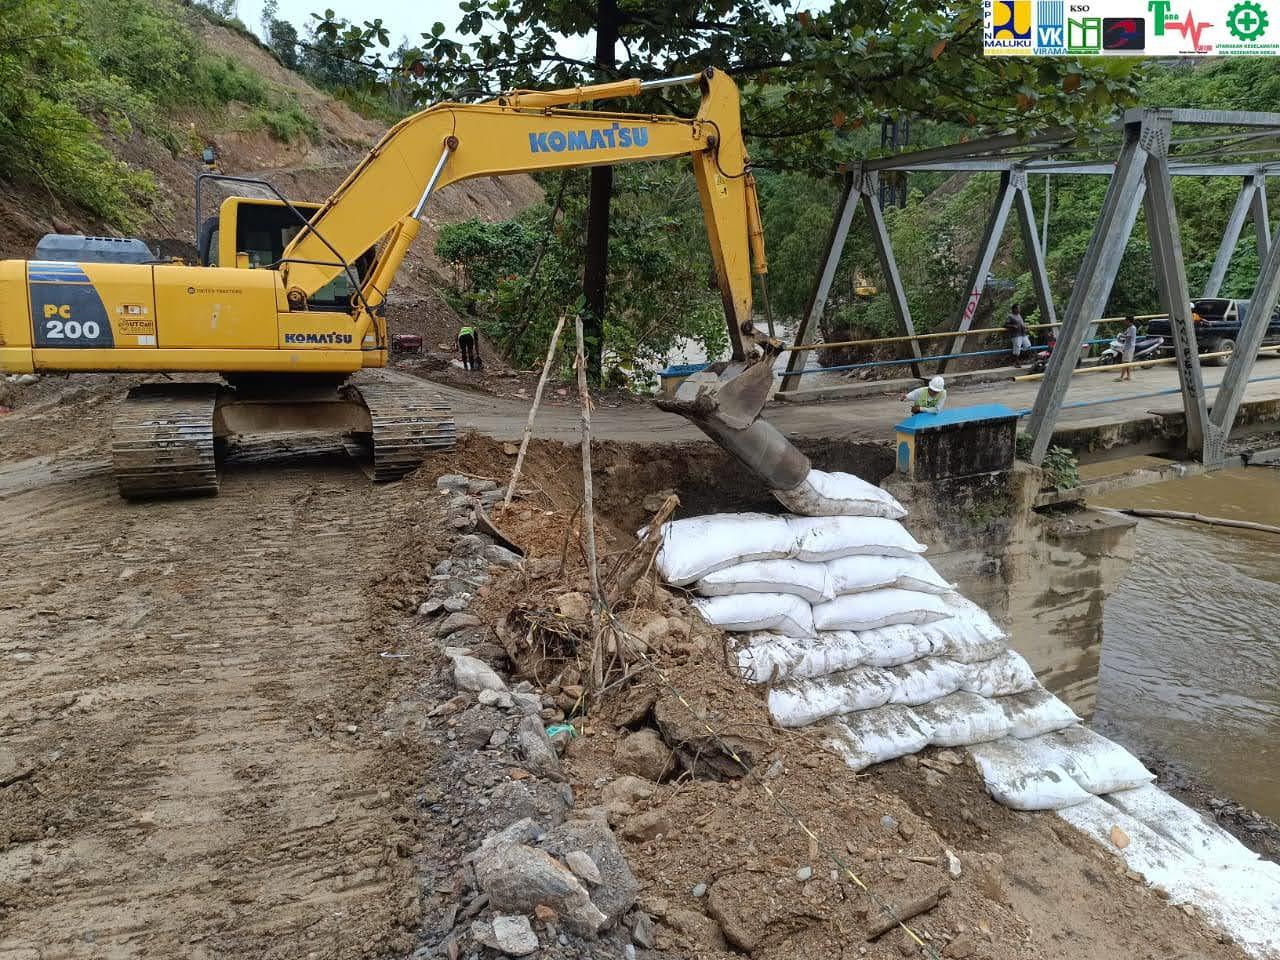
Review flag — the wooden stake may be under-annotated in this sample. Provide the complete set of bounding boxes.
[1120,507,1280,536]
[605,493,679,607]
[574,314,605,690]
[504,312,568,509]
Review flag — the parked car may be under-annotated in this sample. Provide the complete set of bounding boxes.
[1147,298,1280,366]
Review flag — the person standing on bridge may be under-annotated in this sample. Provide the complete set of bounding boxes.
[1005,304,1031,366]
[1115,315,1138,383]
[903,376,947,414]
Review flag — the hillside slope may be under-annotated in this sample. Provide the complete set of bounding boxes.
[0,2,540,316]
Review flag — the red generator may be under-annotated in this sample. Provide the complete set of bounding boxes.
[392,334,423,354]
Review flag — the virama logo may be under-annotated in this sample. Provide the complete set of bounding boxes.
[1164,10,1214,49]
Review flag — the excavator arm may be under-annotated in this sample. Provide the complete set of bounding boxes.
[282,66,810,491]
[280,68,771,364]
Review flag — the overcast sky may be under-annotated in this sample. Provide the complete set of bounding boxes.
[234,0,593,58]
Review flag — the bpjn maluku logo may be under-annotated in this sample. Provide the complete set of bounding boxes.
[985,0,1034,54]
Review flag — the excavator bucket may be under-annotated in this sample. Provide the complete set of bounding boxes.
[656,358,811,492]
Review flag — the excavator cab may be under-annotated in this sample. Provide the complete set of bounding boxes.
[196,197,377,311]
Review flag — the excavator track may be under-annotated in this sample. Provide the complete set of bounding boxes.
[346,380,456,482]
[111,384,222,499]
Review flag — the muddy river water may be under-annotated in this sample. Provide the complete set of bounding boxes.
[1088,467,1280,820]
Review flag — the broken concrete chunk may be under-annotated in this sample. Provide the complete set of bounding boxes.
[468,478,499,494]
[436,612,482,638]
[542,818,638,926]
[436,474,470,491]
[565,849,602,885]
[479,688,514,709]
[516,715,561,776]
[451,654,506,693]
[484,544,523,567]
[472,914,539,955]
[474,841,607,935]
[511,692,542,717]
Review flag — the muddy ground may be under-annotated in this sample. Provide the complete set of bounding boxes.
[0,374,1258,960]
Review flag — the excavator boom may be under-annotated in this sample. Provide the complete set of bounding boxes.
[281,67,771,364]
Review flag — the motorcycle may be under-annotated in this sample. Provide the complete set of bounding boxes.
[1030,335,1090,374]
[1099,334,1163,366]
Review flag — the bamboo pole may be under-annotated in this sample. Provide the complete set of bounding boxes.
[503,312,568,509]
[1120,507,1280,536]
[784,313,1163,353]
[574,315,605,690]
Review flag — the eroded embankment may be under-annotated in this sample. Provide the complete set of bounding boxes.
[398,434,1253,960]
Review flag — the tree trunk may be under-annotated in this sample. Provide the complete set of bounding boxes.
[582,0,618,383]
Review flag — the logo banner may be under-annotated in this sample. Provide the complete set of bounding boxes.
[984,0,1278,55]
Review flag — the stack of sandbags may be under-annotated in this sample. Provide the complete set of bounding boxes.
[650,466,1130,807]
[652,468,1280,955]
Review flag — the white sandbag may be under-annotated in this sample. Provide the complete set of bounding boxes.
[654,514,925,586]
[998,687,1080,739]
[825,704,935,771]
[696,559,829,604]
[825,554,953,596]
[1034,725,1155,794]
[733,631,875,683]
[968,737,1094,810]
[856,624,938,667]
[1104,784,1261,869]
[813,589,950,632]
[916,691,1012,747]
[693,593,814,637]
[773,469,908,520]
[920,594,1009,662]
[792,516,927,561]
[962,650,1039,697]
[654,513,799,585]
[884,657,968,706]
[767,668,895,727]
[1058,797,1280,957]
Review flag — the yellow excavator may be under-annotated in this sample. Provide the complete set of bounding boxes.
[0,68,808,498]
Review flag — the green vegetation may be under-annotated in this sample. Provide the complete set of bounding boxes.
[1041,446,1081,490]
[436,167,729,387]
[757,59,1280,350]
[0,0,319,230]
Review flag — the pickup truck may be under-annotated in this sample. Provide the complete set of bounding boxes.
[1146,298,1280,365]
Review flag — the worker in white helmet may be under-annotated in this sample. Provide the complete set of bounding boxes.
[902,376,947,414]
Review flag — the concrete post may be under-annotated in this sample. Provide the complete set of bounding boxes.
[1025,121,1150,463]
[779,173,858,393]
[940,172,1015,373]
[1141,117,1213,461]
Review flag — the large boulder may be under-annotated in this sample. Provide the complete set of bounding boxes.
[474,841,607,936]
[613,729,674,782]
[542,819,638,927]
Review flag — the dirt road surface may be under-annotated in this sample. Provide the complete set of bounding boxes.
[0,383,437,958]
